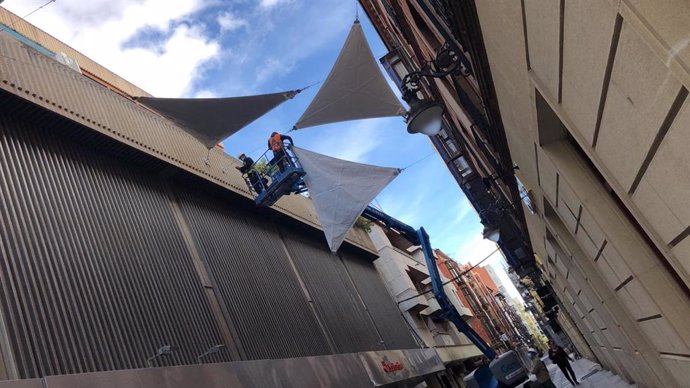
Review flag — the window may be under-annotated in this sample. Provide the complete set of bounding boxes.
[453,156,473,179]
[516,176,536,214]
[380,51,406,88]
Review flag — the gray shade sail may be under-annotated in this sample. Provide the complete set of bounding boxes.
[137,90,299,149]
[294,21,405,129]
[293,146,400,252]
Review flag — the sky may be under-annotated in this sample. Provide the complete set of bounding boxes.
[3,0,519,298]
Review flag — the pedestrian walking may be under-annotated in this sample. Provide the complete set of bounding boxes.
[527,349,556,388]
[548,340,579,385]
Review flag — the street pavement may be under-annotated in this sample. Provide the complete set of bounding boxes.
[522,356,635,387]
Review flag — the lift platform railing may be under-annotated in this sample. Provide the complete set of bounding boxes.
[241,141,307,206]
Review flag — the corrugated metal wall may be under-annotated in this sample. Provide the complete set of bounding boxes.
[339,250,419,349]
[281,230,385,353]
[0,112,229,378]
[176,187,332,360]
[0,92,421,379]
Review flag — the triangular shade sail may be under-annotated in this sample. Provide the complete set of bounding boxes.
[137,90,298,149]
[293,146,400,252]
[294,21,405,129]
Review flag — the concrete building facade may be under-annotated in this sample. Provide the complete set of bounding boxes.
[367,223,483,386]
[360,0,690,386]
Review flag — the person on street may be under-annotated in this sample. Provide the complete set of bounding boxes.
[527,349,556,388]
[267,132,293,172]
[235,153,265,194]
[548,340,579,385]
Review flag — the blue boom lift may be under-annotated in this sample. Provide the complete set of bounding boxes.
[241,145,528,388]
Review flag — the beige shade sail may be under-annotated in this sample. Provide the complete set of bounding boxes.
[137,90,299,149]
[294,21,405,129]
[292,146,400,252]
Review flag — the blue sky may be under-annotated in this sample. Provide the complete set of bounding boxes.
[4,0,517,296]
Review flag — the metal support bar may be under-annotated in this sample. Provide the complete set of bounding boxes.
[361,205,497,360]
[416,227,497,360]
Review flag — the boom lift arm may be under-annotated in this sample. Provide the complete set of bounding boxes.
[361,206,526,388]
[361,206,496,357]
[241,147,526,388]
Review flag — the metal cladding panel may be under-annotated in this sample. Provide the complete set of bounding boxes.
[0,380,42,388]
[280,229,385,354]
[0,112,229,378]
[40,354,372,388]
[339,249,419,350]
[175,188,332,360]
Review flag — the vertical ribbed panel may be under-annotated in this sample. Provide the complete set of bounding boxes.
[0,113,228,378]
[176,189,332,360]
[339,250,419,349]
[280,230,384,353]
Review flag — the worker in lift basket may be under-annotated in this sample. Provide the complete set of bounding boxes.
[525,349,556,388]
[235,153,265,194]
[267,131,293,173]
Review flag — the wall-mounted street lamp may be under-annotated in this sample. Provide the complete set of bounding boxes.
[482,224,501,243]
[146,345,176,367]
[401,43,463,136]
[480,183,530,244]
[479,198,510,243]
[197,344,225,363]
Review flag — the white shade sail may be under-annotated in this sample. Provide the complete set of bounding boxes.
[293,146,400,252]
[137,90,299,149]
[294,21,405,129]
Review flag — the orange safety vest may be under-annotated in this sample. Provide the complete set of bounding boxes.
[269,133,283,152]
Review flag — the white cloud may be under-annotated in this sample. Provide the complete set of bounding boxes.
[193,89,219,98]
[453,198,475,225]
[304,119,385,163]
[259,0,293,9]
[113,24,219,97]
[255,58,295,85]
[5,0,220,97]
[218,11,248,32]
[454,233,501,266]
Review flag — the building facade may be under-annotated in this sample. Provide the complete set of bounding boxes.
[434,251,492,348]
[434,251,521,354]
[0,8,458,387]
[360,0,690,386]
[367,223,483,386]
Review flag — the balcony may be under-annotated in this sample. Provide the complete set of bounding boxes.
[421,293,443,317]
[397,288,429,313]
